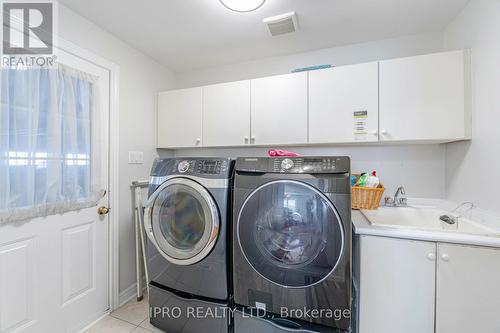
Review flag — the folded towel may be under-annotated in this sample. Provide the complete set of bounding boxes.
[268,149,301,157]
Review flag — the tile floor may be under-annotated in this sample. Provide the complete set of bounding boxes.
[84,294,164,333]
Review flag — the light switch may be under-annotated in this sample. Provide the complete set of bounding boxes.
[128,151,144,164]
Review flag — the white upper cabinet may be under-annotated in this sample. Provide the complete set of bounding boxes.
[203,81,251,147]
[250,72,308,146]
[158,87,202,148]
[436,244,500,333]
[157,50,470,148]
[309,62,379,143]
[379,50,469,142]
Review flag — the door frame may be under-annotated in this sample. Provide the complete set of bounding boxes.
[55,36,121,311]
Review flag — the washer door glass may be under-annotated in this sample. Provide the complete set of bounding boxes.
[237,180,344,287]
[151,179,219,264]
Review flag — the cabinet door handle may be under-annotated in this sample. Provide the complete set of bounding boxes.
[381,129,388,135]
[372,130,378,136]
[427,253,436,261]
[244,136,249,144]
[196,138,201,144]
[251,136,256,144]
[441,253,450,262]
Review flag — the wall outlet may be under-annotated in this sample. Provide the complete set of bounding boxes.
[128,151,144,164]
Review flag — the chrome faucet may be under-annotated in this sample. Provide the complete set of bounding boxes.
[384,186,408,207]
[451,201,475,219]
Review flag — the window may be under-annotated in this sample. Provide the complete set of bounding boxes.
[0,65,102,223]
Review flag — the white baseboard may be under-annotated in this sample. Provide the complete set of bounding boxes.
[119,279,148,307]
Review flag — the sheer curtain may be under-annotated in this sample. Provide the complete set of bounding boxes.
[0,64,104,224]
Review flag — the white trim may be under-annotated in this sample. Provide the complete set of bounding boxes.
[119,281,148,307]
[119,283,139,307]
[53,37,121,311]
[109,56,121,313]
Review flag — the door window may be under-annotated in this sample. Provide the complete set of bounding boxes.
[157,185,206,251]
[0,65,102,224]
[151,180,219,263]
[238,180,344,287]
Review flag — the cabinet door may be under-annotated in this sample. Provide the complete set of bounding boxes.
[436,244,500,333]
[203,81,251,147]
[379,50,466,142]
[309,62,379,143]
[358,236,436,333]
[251,72,308,145]
[157,87,202,148]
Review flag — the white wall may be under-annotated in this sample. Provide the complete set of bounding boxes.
[165,32,447,199]
[443,0,500,213]
[58,5,176,295]
[176,32,444,88]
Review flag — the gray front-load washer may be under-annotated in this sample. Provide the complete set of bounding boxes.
[233,157,352,331]
[143,158,234,333]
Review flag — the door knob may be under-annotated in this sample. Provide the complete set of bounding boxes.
[427,253,436,261]
[97,206,110,215]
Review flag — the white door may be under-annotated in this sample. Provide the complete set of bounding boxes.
[309,62,379,143]
[203,80,251,147]
[0,49,110,333]
[436,244,500,333]
[250,72,308,145]
[358,236,435,333]
[157,87,202,148]
[379,50,466,142]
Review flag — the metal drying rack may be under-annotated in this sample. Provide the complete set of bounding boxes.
[131,180,149,301]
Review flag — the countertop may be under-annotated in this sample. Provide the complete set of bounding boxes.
[352,209,500,248]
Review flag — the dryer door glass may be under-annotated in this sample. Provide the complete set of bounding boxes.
[151,179,219,265]
[237,180,344,287]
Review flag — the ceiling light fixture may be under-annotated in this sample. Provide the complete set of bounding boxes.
[219,0,266,12]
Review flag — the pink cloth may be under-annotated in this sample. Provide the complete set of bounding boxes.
[268,149,301,157]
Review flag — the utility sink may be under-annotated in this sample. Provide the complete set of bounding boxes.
[361,206,499,236]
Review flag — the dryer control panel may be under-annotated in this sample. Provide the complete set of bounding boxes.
[151,158,233,179]
[196,160,223,175]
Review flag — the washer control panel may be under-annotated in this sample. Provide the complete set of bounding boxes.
[250,157,347,174]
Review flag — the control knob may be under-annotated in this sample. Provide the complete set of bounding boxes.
[281,158,294,170]
[178,161,190,173]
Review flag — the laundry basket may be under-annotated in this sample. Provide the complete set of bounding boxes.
[351,184,385,210]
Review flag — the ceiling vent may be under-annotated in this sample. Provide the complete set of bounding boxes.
[263,12,298,37]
